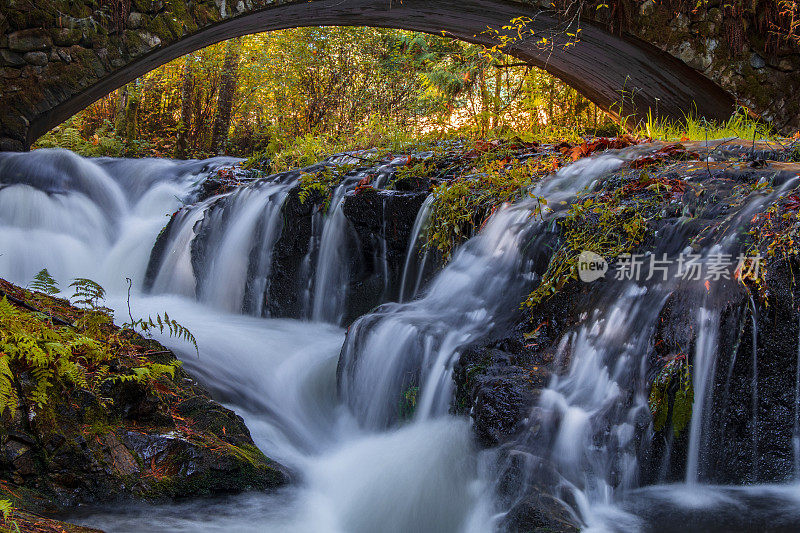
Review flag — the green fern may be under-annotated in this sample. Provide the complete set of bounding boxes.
[0,277,194,417]
[112,362,181,384]
[69,278,114,336]
[69,278,107,309]
[120,279,199,356]
[0,353,17,416]
[0,297,106,414]
[127,312,198,355]
[63,127,84,152]
[29,268,59,295]
[297,165,353,213]
[0,498,13,520]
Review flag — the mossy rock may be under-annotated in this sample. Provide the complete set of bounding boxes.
[0,277,289,515]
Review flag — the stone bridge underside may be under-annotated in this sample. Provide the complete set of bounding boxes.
[0,0,797,151]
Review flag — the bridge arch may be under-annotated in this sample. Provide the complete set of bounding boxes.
[0,0,791,151]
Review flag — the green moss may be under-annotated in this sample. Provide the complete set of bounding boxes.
[137,439,283,500]
[166,0,198,33]
[398,386,419,420]
[297,164,355,212]
[147,14,174,39]
[524,173,667,308]
[649,356,693,437]
[191,4,222,25]
[425,155,548,261]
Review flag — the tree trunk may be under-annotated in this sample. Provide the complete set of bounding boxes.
[114,85,129,135]
[175,55,194,159]
[211,38,242,155]
[492,65,501,131]
[123,82,140,145]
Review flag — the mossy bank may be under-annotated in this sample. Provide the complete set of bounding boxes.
[0,277,288,530]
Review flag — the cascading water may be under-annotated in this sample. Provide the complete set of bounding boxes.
[143,170,298,314]
[310,180,355,323]
[3,144,800,533]
[491,161,800,532]
[399,193,434,303]
[308,154,409,324]
[796,313,800,479]
[0,149,238,291]
[0,148,491,532]
[338,152,631,429]
[685,308,721,485]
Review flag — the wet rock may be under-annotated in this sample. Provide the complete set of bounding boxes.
[449,157,800,531]
[143,211,180,292]
[23,51,48,66]
[454,340,542,447]
[266,185,317,319]
[340,188,428,323]
[0,49,25,66]
[1,508,102,532]
[750,53,766,69]
[496,452,579,532]
[52,28,83,47]
[127,12,145,29]
[266,182,429,323]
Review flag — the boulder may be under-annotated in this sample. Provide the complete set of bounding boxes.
[8,29,52,52]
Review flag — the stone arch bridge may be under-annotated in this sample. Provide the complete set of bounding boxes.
[0,0,798,151]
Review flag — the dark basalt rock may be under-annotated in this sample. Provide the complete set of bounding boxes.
[266,185,428,323]
[703,258,800,484]
[266,186,318,319]
[142,210,179,292]
[0,366,289,511]
[340,188,428,324]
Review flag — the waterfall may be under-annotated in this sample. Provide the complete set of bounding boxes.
[0,149,235,291]
[311,182,353,323]
[748,293,759,480]
[338,153,630,429]
[196,183,289,313]
[308,153,408,324]
[1,147,493,533]
[537,285,659,509]
[148,197,217,297]
[4,145,800,533]
[0,148,434,323]
[399,194,433,303]
[795,312,800,479]
[685,308,721,485]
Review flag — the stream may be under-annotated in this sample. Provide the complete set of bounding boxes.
[2,147,800,532]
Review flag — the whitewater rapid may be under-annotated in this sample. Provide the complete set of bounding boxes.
[0,148,495,532]
[4,147,800,533]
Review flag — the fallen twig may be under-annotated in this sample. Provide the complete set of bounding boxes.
[0,288,72,326]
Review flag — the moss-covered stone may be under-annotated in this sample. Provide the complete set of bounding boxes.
[0,277,289,517]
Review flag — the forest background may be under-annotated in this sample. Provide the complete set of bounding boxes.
[36,27,617,162]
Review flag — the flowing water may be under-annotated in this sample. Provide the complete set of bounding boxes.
[0,148,493,532]
[2,147,800,532]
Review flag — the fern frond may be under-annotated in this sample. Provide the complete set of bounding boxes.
[0,354,18,415]
[30,268,60,295]
[0,498,14,521]
[69,278,106,309]
[128,313,198,355]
